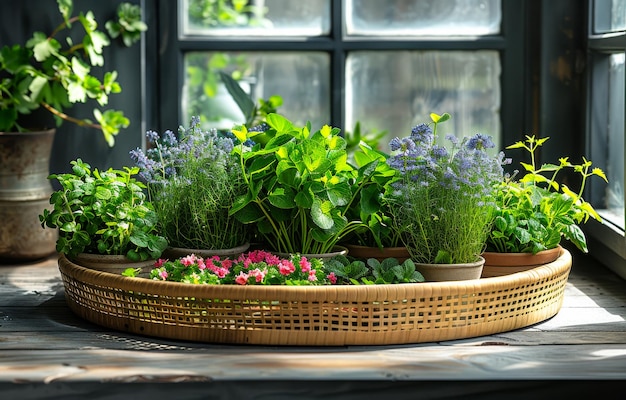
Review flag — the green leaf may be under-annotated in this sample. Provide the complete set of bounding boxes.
[27,32,61,62]
[268,187,296,209]
[57,0,72,27]
[311,198,334,230]
[220,71,255,125]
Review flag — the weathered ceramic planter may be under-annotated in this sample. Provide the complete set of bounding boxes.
[0,129,57,260]
[481,246,562,277]
[343,244,411,262]
[414,256,485,282]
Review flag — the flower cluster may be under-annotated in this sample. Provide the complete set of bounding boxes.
[147,250,337,286]
[129,116,236,184]
[386,113,505,264]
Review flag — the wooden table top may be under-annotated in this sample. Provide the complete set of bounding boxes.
[2,247,626,399]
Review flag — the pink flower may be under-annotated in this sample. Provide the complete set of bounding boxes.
[180,254,198,266]
[299,257,311,273]
[264,253,281,266]
[308,269,317,282]
[154,258,167,268]
[248,268,266,283]
[158,269,169,280]
[327,272,337,284]
[278,260,295,275]
[221,259,233,270]
[209,266,228,278]
[235,272,249,285]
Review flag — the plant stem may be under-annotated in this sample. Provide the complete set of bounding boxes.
[41,102,102,130]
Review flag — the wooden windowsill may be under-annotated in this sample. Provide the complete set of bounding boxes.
[2,246,626,397]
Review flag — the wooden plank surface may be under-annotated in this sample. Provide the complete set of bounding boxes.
[2,248,626,394]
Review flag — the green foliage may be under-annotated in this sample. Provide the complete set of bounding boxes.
[39,158,168,261]
[388,113,504,264]
[486,135,608,254]
[187,0,271,29]
[324,255,424,284]
[0,0,145,146]
[229,113,384,254]
[343,141,402,249]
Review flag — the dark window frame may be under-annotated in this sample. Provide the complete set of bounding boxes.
[156,0,527,150]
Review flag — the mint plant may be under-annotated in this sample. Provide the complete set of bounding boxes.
[0,0,146,146]
[39,158,167,261]
[486,135,608,254]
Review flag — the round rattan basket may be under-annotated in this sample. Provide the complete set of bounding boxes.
[58,248,572,346]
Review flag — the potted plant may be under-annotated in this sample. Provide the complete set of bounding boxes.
[0,0,146,260]
[386,112,505,281]
[339,141,410,262]
[39,158,168,274]
[482,135,608,276]
[130,116,251,258]
[228,113,384,257]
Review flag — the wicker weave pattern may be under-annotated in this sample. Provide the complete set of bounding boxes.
[58,249,572,345]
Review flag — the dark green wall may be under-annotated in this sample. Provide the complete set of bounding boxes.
[0,0,152,175]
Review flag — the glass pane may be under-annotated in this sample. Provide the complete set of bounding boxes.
[183,51,330,130]
[346,51,501,152]
[590,53,626,229]
[346,0,501,36]
[182,0,331,36]
[593,0,626,33]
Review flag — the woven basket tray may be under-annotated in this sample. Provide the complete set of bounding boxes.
[58,248,572,346]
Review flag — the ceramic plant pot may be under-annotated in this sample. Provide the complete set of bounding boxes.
[481,246,562,277]
[414,256,485,282]
[273,245,349,262]
[343,244,411,263]
[70,253,157,278]
[0,129,57,260]
[163,242,251,260]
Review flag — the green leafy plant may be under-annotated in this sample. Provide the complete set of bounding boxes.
[39,158,168,261]
[387,112,504,264]
[342,141,402,249]
[130,116,249,250]
[485,135,608,254]
[0,0,146,146]
[229,113,385,254]
[324,255,424,284]
[366,258,424,284]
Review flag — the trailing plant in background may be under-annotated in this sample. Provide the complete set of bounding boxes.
[130,116,249,250]
[485,135,608,254]
[39,158,167,260]
[387,112,504,264]
[0,0,146,145]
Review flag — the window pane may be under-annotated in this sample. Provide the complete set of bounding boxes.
[182,0,331,36]
[183,51,330,130]
[593,0,626,33]
[346,51,501,151]
[591,53,625,228]
[345,0,501,36]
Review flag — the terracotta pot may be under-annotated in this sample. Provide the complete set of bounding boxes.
[481,246,562,277]
[163,242,250,259]
[273,245,348,262]
[414,256,485,282]
[70,253,156,277]
[343,244,410,262]
[0,129,57,260]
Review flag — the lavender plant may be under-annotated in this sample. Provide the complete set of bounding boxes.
[387,113,504,264]
[130,116,248,250]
